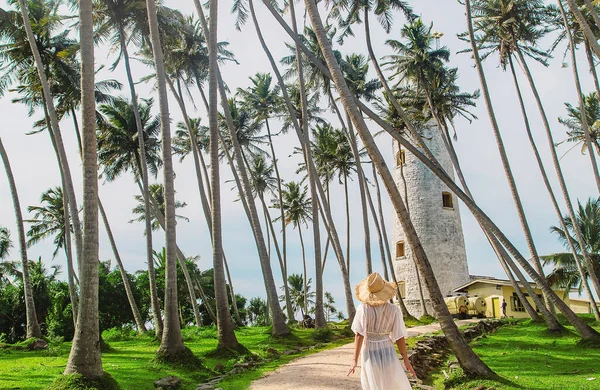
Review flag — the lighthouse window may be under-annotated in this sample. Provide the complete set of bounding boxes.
[396,241,406,258]
[396,150,406,166]
[442,192,453,209]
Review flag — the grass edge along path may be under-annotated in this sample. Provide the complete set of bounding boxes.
[428,315,600,390]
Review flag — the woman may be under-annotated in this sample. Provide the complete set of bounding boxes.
[348,272,416,389]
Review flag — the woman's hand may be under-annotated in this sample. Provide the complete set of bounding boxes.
[347,359,357,376]
[405,359,417,378]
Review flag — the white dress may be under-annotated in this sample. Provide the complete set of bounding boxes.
[351,303,412,390]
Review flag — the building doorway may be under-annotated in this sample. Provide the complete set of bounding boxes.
[492,297,500,318]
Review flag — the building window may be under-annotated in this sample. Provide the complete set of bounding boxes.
[396,241,406,258]
[396,149,406,166]
[512,292,526,312]
[442,192,453,209]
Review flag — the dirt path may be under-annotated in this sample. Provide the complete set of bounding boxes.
[249,319,479,390]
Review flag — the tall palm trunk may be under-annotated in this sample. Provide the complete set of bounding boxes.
[345,118,373,274]
[17,0,83,288]
[301,0,494,376]
[168,78,236,326]
[566,0,600,57]
[288,0,325,327]
[298,226,308,316]
[205,0,243,348]
[559,4,600,192]
[343,173,351,274]
[0,138,41,338]
[364,177,388,279]
[146,0,185,356]
[265,118,294,322]
[508,51,600,319]
[257,0,355,324]
[583,0,600,29]
[64,0,102,377]
[584,41,600,101]
[72,110,147,332]
[514,46,600,303]
[118,27,162,338]
[372,163,412,318]
[196,0,289,336]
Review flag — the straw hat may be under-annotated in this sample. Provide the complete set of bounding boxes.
[355,272,396,306]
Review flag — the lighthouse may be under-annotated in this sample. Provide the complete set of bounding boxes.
[392,124,470,317]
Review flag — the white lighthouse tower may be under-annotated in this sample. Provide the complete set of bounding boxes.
[392,124,470,317]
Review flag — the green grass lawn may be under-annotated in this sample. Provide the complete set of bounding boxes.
[0,325,353,390]
[430,316,600,390]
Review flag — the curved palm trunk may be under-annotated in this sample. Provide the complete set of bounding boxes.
[256,0,355,324]
[566,0,600,57]
[559,3,600,192]
[17,0,83,292]
[345,118,373,274]
[146,0,185,355]
[265,118,295,322]
[168,77,231,325]
[301,0,494,376]
[584,41,600,102]
[514,46,600,304]
[98,201,147,331]
[195,1,289,337]
[298,227,308,316]
[508,51,599,320]
[43,110,78,325]
[204,0,243,347]
[119,28,162,338]
[372,163,412,318]
[65,0,102,377]
[288,0,325,327]
[0,138,41,339]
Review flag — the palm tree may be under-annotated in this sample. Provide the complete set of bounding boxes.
[284,274,315,318]
[237,73,295,322]
[0,227,10,260]
[559,92,600,156]
[299,0,495,377]
[275,181,312,316]
[26,187,78,324]
[2,0,84,280]
[203,0,244,348]
[0,137,41,338]
[323,291,337,322]
[544,197,600,315]
[130,184,189,229]
[64,0,103,376]
[97,95,163,335]
[241,0,355,324]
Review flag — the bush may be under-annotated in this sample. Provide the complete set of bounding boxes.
[181,326,218,341]
[102,326,137,342]
[312,327,333,342]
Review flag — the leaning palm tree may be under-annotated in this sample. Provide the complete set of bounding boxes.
[204,0,245,348]
[275,182,312,317]
[559,92,600,156]
[2,0,84,278]
[0,137,41,338]
[238,0,355,324]
[298,0,495,377]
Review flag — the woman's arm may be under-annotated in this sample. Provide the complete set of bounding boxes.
[347,333,364,376]
[395,337,417,378]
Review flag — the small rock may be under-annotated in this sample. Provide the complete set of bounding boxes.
[266,347,280,355]
[155,376,181,390]
[27,339,48,351]
[233,362,251,369]
[195,384,213,390]
[282,350,296,355]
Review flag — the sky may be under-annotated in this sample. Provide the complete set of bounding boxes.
[0,0,597,319]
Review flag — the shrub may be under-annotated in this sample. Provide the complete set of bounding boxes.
[181,326,218,341]
[312,327,333,342]
[102,325,137,342]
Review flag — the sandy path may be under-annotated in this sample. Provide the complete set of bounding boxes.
[249,319,479,390]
